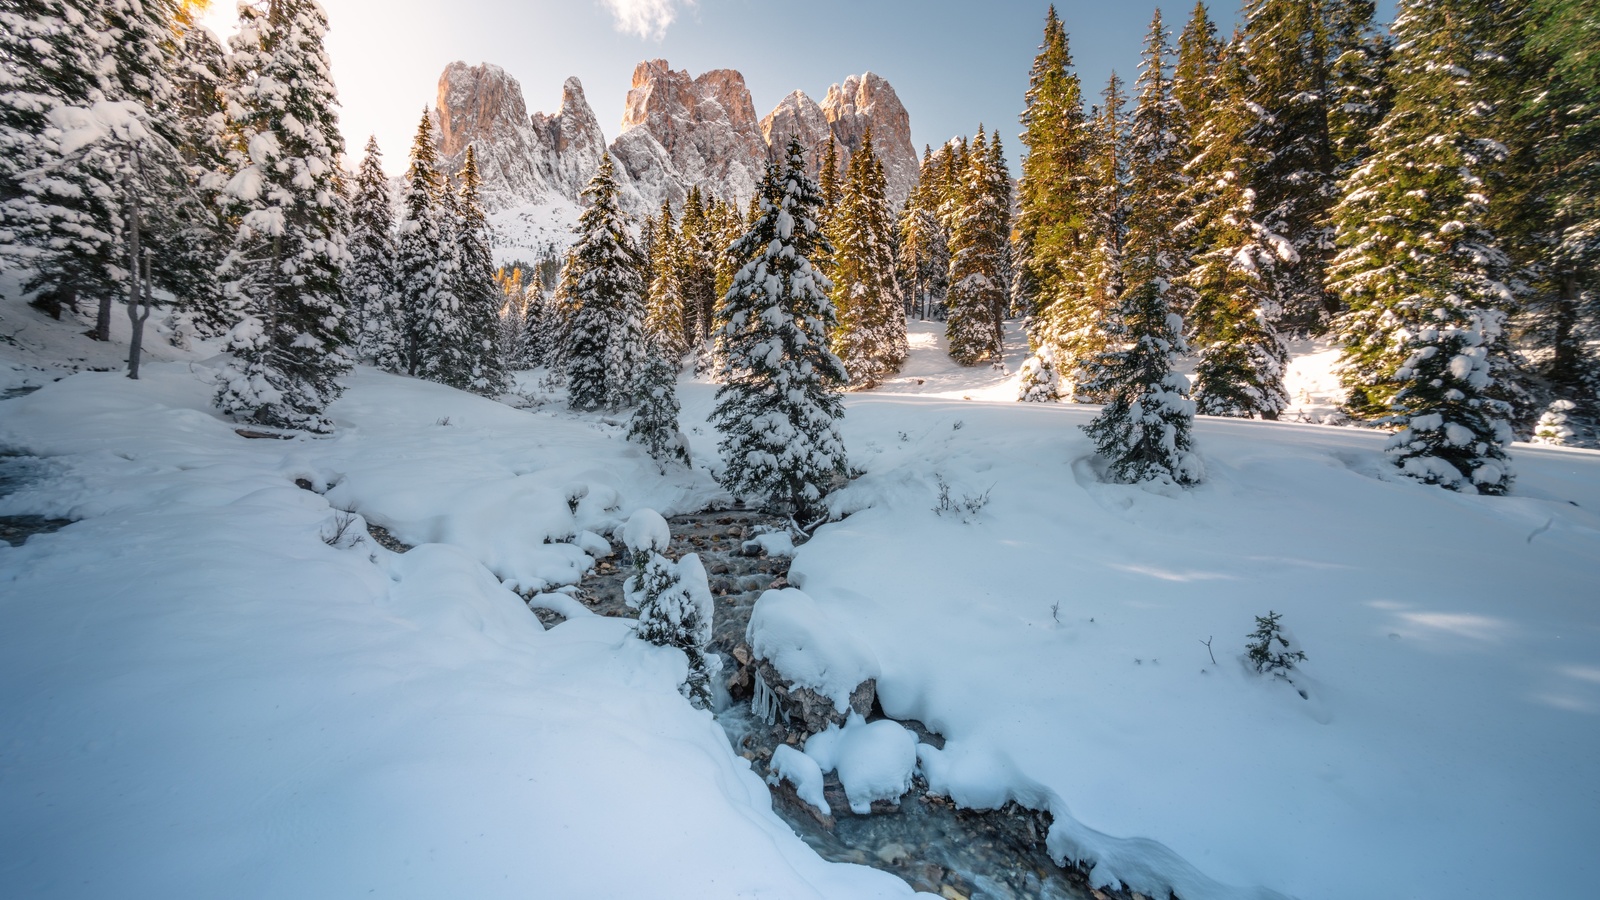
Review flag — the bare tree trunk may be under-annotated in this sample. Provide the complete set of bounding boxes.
[125,153,153,380]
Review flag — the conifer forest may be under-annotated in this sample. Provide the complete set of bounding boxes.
[1,2,1597,899]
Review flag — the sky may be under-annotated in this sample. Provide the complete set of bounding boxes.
[201,0,1395,176]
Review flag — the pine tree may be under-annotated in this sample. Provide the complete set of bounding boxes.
[1067,73,1131,400]
[1077,9,1201,487]
[829,129,907,388]
[628,343,689,468]
[630,550,715,706]
[1238,0,1339,332]
[346,136,402,369]
[493,266,528,370]
[710,141,848,521]
[0,0,189,333]
[1015,5,1093,329]
[1325,0,1391,177]
[1173,1,1224,147]
[945,128,1009,366]
[1513,0,1600,405]
[1328,0,1521,493]
[394,110,451,377]
[677,188,719,349]
[451,144,508,395]
[897,146,950,321]
[645,199,687,355]
[561,153,647,411]
[1180,45,1292,420]
[213,0,352,432]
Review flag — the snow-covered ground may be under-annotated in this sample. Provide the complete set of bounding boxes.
[3,296,1598,900]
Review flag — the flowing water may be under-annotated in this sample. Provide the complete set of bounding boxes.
[556,508,1141,900]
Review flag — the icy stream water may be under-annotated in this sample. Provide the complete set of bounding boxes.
[560,509,1125,900]
[0,451,70,546]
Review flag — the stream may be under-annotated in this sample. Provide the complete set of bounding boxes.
[549,509,1150,900]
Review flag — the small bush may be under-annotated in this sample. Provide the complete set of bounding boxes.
[1247,611,1306,676]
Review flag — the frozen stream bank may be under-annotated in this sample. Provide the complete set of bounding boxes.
[553,508,1149,900]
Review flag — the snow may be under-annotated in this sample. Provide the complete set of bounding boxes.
[677,319,1600,900]
[622,506,671,555]
[746,588,882,713]
[803,714,920,814]
[769,744,831,817]
[5,289,1600,900]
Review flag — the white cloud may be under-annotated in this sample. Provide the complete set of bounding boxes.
[599,0,692,40]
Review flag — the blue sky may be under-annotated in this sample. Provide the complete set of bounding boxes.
[204,0,1395,175]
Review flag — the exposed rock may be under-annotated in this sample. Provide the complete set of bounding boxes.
[429,60,920,241]
[434,62,608,212]
[753,657,876,737]
[614,59,769,208]
[820,73,919,209]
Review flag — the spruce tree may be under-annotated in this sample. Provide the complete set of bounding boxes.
[451,144,508,395]
[677,188,719,349]
[829,129,907,388]
[1513,0,1600,406]
[1173,1,1224,148]
[494,266,528,370]
[346,136,402,370]
[1328,0,1521,493]
[1237,0,1339,332]
[945,128,1009,366]
[395,110,451,377]
[1325,0,1391,177]
[1180,46,1292,420]
[630,550,715,707]
[645,199,687,355]
[1077,8,1201,487]
[213,0,352,434]
[1068,73,1131,400]
[710,141,848,521]
[897,146,950,321]
[628,342,689,469]
[561,153,648,411]
[1015,5,1093,329]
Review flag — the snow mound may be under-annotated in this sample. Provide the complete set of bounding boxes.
[622,507,671,556]
[768,744,830,817]
[742,529,796,558]
[747,587,881,712]
[803,713,919,814]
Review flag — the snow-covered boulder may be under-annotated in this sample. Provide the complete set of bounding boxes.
[803,713,919,814]
[746,588,879,734]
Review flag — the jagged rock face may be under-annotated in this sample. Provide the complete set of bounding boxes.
[760,90,830,168]
[758,73,920,210]
[820,73,919,210]
[430,60,919,242]
[616,59,769,208]
[434,63,608,212]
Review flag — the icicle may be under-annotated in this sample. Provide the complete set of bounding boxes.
[752,670,788,726]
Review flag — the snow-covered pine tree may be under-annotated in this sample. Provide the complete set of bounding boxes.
[561,153,648,411]
[1015,5,1093,331]
[897,146,950,321]
[710,140,849,521]
[1067,72,1131,401]
[829,129,908,388]
[1173,1,1224,151]
[213,0,353,434]
[0,0,186,332]
[412,172,477,389]
[627,339,689,469]
[1179,44,1292,420]
[395,110,451,377]
[520,270,557,369]
[644,199,687,356]
[346,136,402,369]
[631,549,715,706]
[1078,9,1201,487]
[1234,0,1339,333]
[1325,0,1391,177]
[945,128,1009,366]
[1016,345,1062,401]
[161,11,231,340]
[451,144,508,395]
[1328,0,1521,493]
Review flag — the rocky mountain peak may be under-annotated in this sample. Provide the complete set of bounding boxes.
[616,59,768,208]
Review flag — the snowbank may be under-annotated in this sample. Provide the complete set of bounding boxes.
[747,587,881,713]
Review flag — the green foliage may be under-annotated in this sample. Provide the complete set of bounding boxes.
[828,129,907,387]
[946,129,1011,366]
[1246,611,1307,676]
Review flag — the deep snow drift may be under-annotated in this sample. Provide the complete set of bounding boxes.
[3,298,1598,899]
